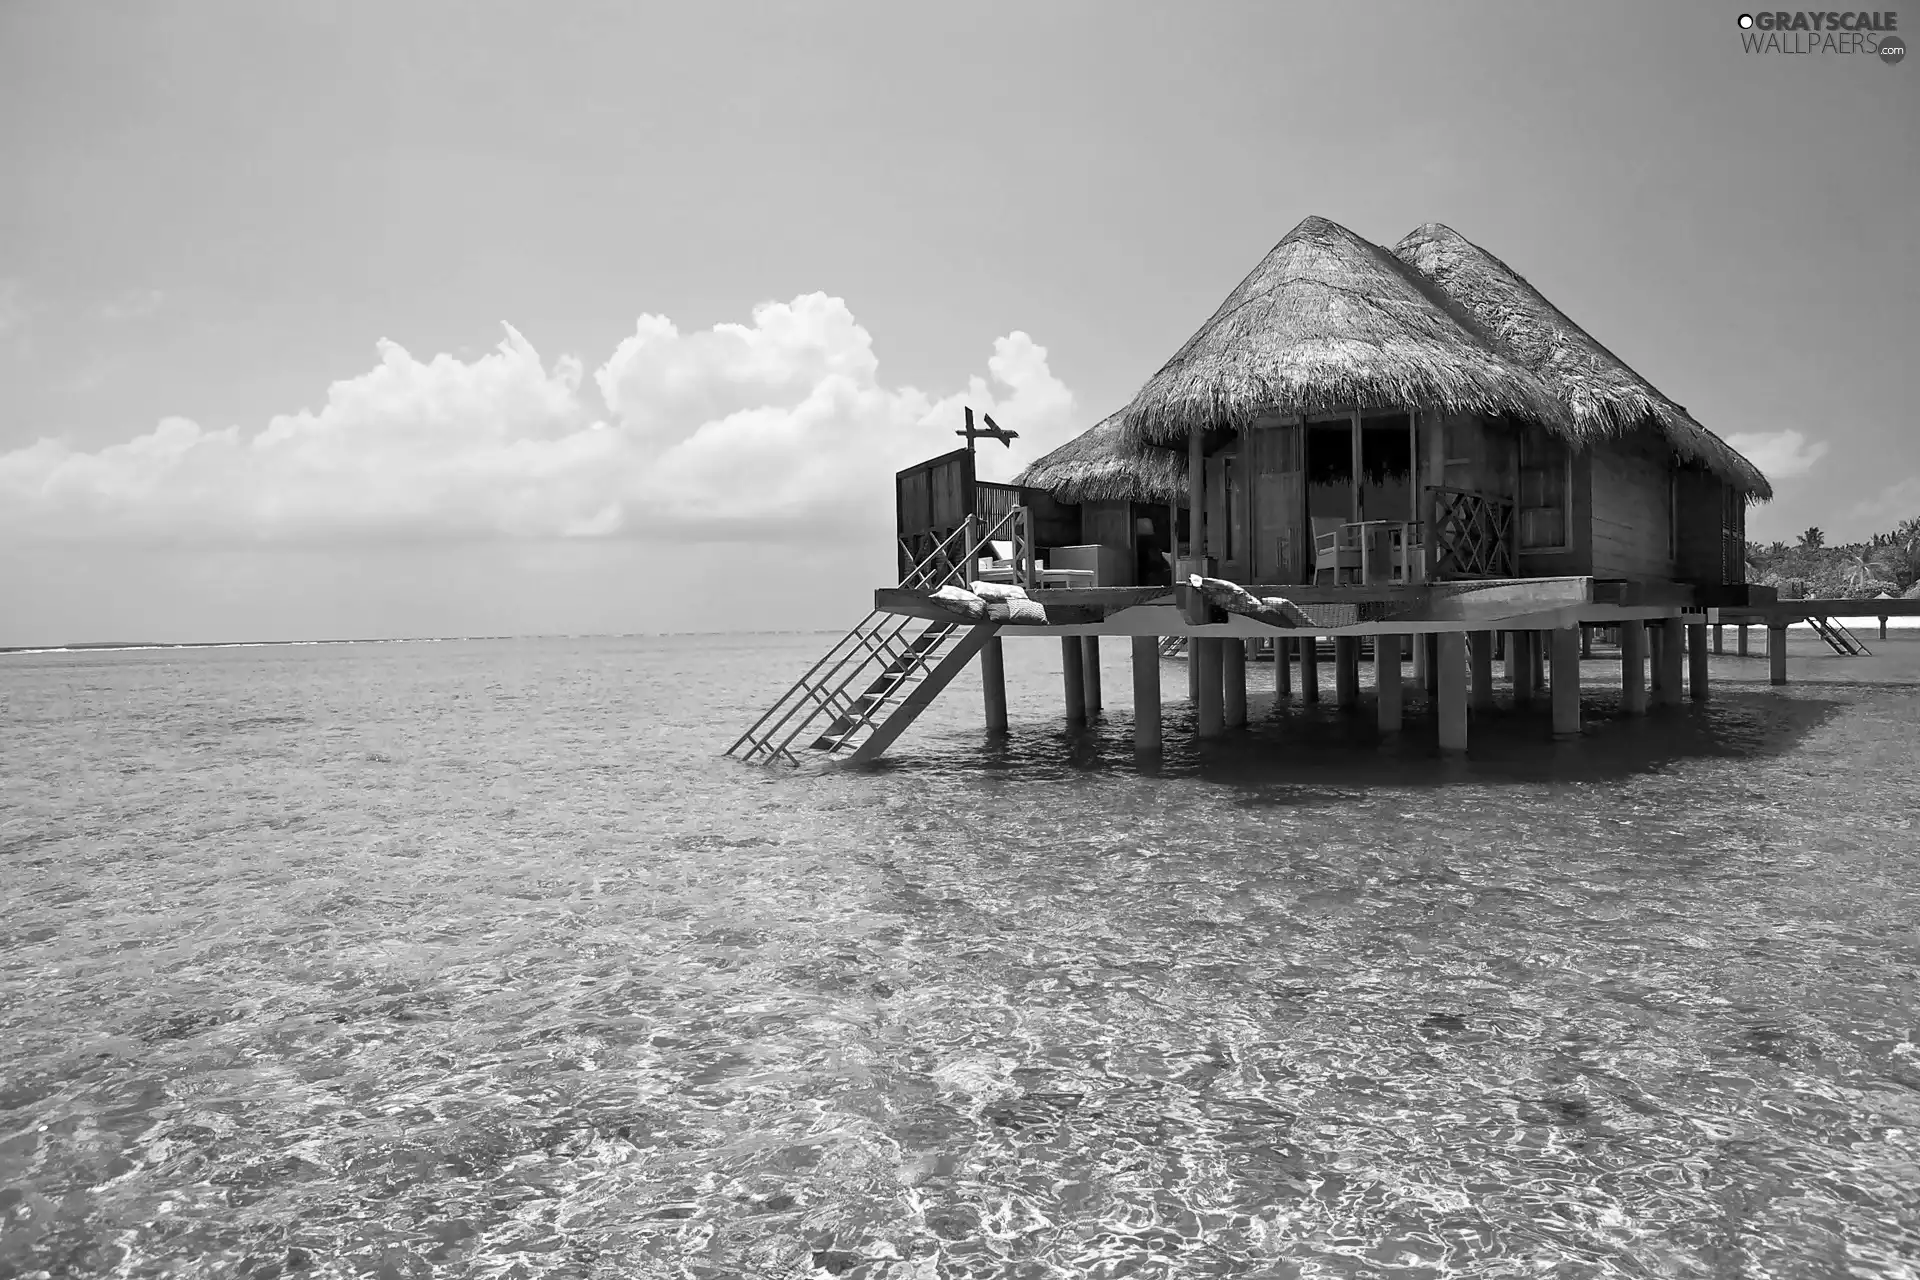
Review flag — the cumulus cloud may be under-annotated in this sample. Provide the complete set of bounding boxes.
[0,294,1080,546]
[1723,428,1828,481]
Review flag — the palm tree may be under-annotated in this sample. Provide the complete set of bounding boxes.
[1844,546,1886,595]
[1799,527,1825,551]
[1872,536,1920,593]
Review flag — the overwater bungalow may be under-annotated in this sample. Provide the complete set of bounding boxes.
[727,215,1889,766]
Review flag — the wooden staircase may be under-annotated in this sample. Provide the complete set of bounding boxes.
[1808,615,1872,656]
[727,507,1033,766]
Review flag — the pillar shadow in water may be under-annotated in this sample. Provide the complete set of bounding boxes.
[867,687,1846,796]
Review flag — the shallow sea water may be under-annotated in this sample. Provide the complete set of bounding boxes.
[3,630,1918,1279]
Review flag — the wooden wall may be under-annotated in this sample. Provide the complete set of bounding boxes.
[1589,428,1676,582]
[1021,488,1082,554]
[1080,500,1134,552]
[1672,466,1739,585]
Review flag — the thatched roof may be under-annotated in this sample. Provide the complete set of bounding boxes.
[1014,410,1187,504]
[1117,215,1570,450]
[1393,222,1771,499]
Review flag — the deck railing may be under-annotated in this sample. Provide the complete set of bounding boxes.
[1427,485,1516,579]
[897,505,1038,591]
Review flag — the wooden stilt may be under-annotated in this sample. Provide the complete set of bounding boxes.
[1081,635,1102,716]
[1196,638,1225,737]
[1131,635,1161,752]
[1648,626,1665,701]
[1335,636,1360,709]
[1688,622,1710,701]
[1375,634,1402,733]
[1512,631,1534,707]
[1411,631,1427,694]
[1580,624,1593,659]
[1467,630,1494,710]
[1223,639,1247,728]
[1620,619,1648,714]
[1503,630,1518,684]
[1061,636,1086,724]
[980,635,1008,733]
[1659,618,1685,705]
[1551,626,1581,738]
[1276,637,1292,698]
[1437,632,1468,753]
[1300,636,1320,703]
[1737,624,1749,656]
[1769,625,1788,685]
[1531,630,1547,695]
[1424,633,1439,695]
[1187,638,1199,702]
[1712,623,1724,655]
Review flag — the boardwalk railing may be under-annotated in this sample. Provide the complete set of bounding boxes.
[1428,485,1516,579]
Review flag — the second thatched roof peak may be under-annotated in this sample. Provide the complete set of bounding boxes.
[1118,214,1569,451]
[1393,221,1770,497]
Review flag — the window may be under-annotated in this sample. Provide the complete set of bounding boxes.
[1518,432,1571,552]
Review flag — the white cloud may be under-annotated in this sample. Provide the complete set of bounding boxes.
[1723,428,1828,481]
[98,289,166,322]
[0,294,1080,546]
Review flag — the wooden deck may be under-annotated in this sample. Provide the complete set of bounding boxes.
[874,575,1718,638]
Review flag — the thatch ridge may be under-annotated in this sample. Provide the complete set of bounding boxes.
[1117,216,1571,449]
[1014,410,1187,504]
[1393,222,1771,499]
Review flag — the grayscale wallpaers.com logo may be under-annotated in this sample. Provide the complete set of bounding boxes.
[1738,11,1905,61]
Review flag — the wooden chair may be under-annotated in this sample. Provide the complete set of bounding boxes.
[1313,518,1361,585]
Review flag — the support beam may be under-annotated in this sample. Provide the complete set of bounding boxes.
[1511,631,1534,708]
[1620,619,1648,715]
[1580,624,1593,659]
[1659,618,1686,705]
[1531,629,1547,695]
[1275,637,1292,699]
[1551,626,1581,739]
[1437,632,1468,753]
[1880,616,1889,641]
[1648,626,1665,702]
[1334,636,1360,709]
[1299,636,1320,703]
[1196,638,1225,737]
[1737,624,1749,656]
[980,635,1008,734]
[1188,429,1205,569]
[1188,640,1200,703]
[1503,630,1518,685]
[1712,623,1724,655]
[1080,635,1102,716]
[1425,633,1440,696]
[1375,633,1402,734]
[1131,636,1161,752]
[1411,631,1427,695]
[1061,636,1086,724]
[1468,630,1495,711]
[1769,625,1788,685]
[1223,640,1247,728]
[1688,623,1710,702]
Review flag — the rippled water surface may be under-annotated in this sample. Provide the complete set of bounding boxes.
[3,630,1918,1279]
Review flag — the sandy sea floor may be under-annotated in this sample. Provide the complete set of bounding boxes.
[2,630,1918,1279]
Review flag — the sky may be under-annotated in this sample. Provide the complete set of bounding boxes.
[1,0,1914,645]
